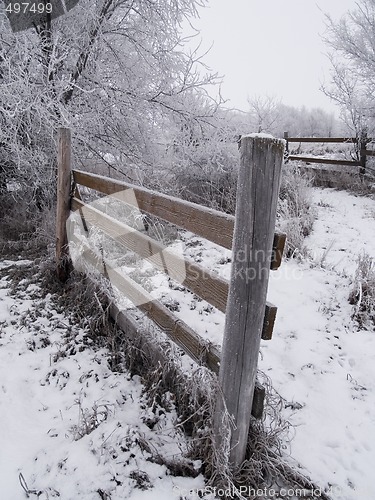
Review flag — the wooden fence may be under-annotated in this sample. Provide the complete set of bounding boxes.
[283,132,375,177]
[56,128,286,467]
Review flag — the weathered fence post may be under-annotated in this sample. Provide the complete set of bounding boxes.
[56,128,72,281]
[359,130,368,178]
[214,135,284,467]
[283,131,289,153]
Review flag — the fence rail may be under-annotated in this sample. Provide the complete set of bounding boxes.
[56,129,286,468]
[283,132,374,176]
[72,169,235,250]
[287,155,361,167]
[286,136,359,143]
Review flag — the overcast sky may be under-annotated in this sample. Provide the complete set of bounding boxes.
[187,0,357,114]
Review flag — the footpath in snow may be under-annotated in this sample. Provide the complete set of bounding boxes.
[147,186,375,500]
[264,188,375,500]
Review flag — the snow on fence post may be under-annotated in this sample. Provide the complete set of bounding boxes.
[56,127,72,282]
[213,135,285,467]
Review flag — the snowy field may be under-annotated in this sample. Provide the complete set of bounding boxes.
[1,186,375,499]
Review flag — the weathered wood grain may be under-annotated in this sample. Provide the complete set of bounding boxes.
[56,128,72,281]
[271,233,286,271]
[73,169,234,248]
[251,382,266,420]
[287,137,358,143]
[70,232,221,371]
[288,155,361,167]
[261,303,277,341]
[214,135,284,466]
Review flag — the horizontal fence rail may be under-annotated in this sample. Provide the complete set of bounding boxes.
[73,169,235,249]
[286,136,359,143]
[287,155,361,167]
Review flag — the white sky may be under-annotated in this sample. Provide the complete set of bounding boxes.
[187,0,357,114]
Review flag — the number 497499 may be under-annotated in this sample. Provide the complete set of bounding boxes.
[5,3,53,14]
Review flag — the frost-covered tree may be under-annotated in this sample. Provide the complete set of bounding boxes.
[244,96,338,138]
[247,95,282,134]
[167,99,239,212]
[322,0,375,135]
[0,0,221,211]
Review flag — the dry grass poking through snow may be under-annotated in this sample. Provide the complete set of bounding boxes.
[349,252,375,329]
[277,165,316,259]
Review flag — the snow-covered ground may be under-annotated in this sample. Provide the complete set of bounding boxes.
[1,186,375,499]
[0,262,209,499]
[265,188,375,499]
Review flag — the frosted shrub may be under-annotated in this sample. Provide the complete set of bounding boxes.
[349,252,375,329]
[170,130,239,215]
[277,165,315,257]
[176,166,238,214]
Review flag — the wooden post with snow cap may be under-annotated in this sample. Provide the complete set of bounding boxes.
[56,128,72,281]
[213,134,285,467]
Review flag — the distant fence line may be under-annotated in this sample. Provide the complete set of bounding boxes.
[283,132,375,177]
[56,128,286,468]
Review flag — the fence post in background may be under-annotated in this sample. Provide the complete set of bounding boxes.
[213,135,285,468]
[56,127,72,282]
[283,131,289,153]
[283,131,289,163]
[360,130,368,178]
